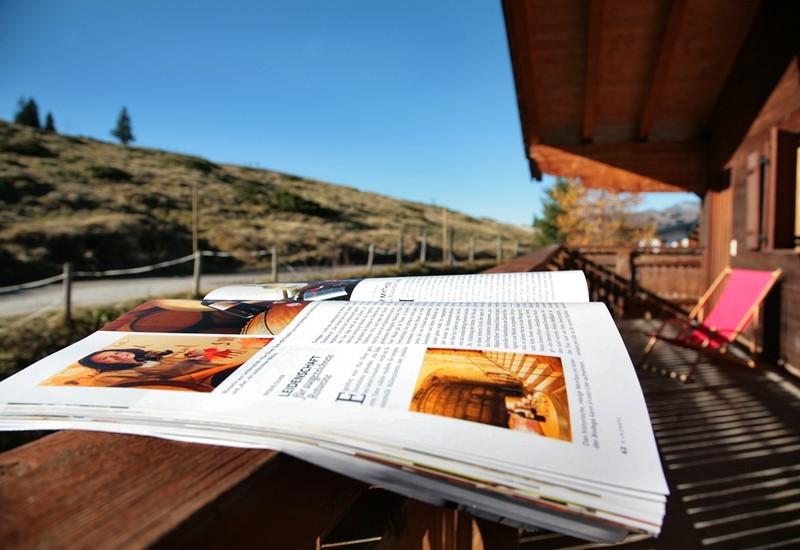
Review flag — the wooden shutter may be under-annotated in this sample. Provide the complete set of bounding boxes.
[745,151,761,250]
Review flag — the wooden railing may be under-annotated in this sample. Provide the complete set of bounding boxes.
[2,272,542,550]
[488,244,694,319]
[0,246,694,548]
[574,246,703,307]
[558,248,690,319]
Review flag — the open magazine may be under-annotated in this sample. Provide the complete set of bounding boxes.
[0,272,667,543]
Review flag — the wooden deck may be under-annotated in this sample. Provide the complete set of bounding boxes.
[520,319,800,550]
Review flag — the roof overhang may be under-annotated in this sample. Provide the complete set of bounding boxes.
[531,142,706,193]
[503,0,800,194]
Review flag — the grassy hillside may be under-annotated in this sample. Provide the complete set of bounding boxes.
[0,121,531,285]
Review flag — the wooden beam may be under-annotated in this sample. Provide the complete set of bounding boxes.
[0,431,365,549]
[638,0,687,141]
[502,0,543,179]
[530,141,707,193]
[583,0,604,143]
[706,1,800,172]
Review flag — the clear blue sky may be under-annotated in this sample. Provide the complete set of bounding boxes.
[0,0,695,226]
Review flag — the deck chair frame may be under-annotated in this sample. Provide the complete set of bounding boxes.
[638,267,782,382]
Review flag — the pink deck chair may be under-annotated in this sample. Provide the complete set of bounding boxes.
[638,267,782,382]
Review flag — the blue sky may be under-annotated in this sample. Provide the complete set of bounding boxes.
[0,0,695,226]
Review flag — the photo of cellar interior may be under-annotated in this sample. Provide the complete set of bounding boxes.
[409,348,572,442]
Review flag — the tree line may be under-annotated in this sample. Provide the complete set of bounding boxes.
[532,177,656,248]
[13,97,135,145]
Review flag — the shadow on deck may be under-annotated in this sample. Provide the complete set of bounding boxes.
[520,319,800,549]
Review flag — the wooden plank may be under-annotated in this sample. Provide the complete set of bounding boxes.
[582,0,603,142]
[651,0,760,142]
[375,499,440,550]
[474,517,519,550]
[706,1,800,172]
[0,430,365,549]
[502,0,543,179]
[530,141,707,193]
[638,0,687,141]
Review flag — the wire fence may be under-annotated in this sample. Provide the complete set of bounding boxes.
[0,236,532,321]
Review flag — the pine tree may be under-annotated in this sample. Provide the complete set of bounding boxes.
[44,112,56,133]
[111,107,134,145]
[13,97,41,128]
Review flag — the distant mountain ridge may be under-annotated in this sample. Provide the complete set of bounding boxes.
[0,121,531,285]
[629,201,700,241]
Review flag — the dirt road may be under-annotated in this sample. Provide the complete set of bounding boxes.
[0,265,382,319]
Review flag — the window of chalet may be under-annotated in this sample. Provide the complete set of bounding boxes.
[770,128,800,250]
[745,128,800,251]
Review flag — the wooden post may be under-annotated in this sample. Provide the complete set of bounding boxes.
[442,208,449,264]
[367,244,375,273]
[468,237,475,263]
[271,246,279,283]
[512,241,519,258]
[192,180,199,256]
[420,231,427,264]
[62,262,72,324]
[628,249,638,298]
[192,250,202,298]
[448,228,455,266]
[396,228,404,267]
[496,235,502,264]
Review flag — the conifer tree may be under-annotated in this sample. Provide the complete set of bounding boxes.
[13,97,41,128]
[44,112,56,133]
[111,107,134,145]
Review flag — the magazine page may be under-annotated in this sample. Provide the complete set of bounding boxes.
[348,271,589,302]
[0,298,288,410]
[202,271,589,304]
[153,300,666,496]
[0,299,663,495]
[0,296,665,534]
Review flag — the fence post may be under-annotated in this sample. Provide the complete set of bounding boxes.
[468,237,475,263]
[396,229,404,267]
[496,235,502,264]
[192,250,202,297]
[448,228,455,266]
[62,262,72,324]
[420,231,427,264]
[442,208,449,264]
[367,244,375,273]
[271,246,279,283]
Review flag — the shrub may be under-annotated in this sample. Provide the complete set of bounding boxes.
[88,165,133,181]
[175,155,218,174]
[0,175,53,203]
[0,139,57,158]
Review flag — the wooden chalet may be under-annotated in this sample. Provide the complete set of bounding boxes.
[503,0,800,370]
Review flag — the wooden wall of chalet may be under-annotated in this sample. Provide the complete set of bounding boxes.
[713,57,800,367]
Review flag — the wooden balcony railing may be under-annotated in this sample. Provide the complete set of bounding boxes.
[574,246,703,307]
[487,244,695,319]
[0,245,701,548]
